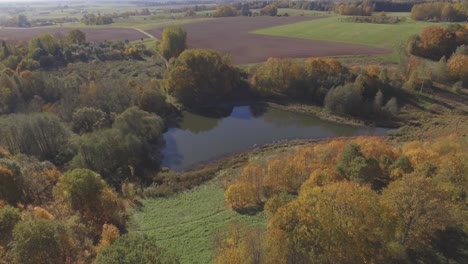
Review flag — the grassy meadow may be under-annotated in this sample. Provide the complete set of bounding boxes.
[129,183,266,264]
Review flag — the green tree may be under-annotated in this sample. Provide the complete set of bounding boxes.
[13,219,62,264]
[336,143,387,190]
[159,26,187,60]
[0,159,23,204]
[95,233,179,264]
[72,107,109,134]
[164,49,240,107]
[0,113,70,162]
[0,205,21,244]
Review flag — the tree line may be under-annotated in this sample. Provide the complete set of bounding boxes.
[0,29,152,71]
[218,136,468,263]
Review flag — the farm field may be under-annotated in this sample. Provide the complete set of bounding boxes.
[129,183,266,264]
[149,16,391,64]
[0,27,149,43]
[254,16,435,62]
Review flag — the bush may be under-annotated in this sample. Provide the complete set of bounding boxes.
[96,233,179,264]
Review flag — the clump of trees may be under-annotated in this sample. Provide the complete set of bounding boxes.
[0,148,130,263]
[95,234,180,264]
[220,136,468,263]
[0,30,154,71]
[411,2,468,22]
[260,4,278,16]
[213,4,239,17]
[164,49,240,107]
[1,14,30,28]
[81,14,113,25]
[158,26,187,60]
[407,24,468,87]
[343,13,405,24]
[251,58,400,118]
[335,1,373,16]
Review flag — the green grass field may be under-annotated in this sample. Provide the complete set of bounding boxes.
[254,15,435,63]
[129,183,266,264]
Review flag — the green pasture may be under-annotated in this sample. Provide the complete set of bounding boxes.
[129,183,266,264]
[254,15,439,63]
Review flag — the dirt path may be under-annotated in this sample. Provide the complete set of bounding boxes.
[131,27,155,39]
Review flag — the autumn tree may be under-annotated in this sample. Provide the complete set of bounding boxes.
[260,4,278,16]
[213,222,264,264]
[250,58,304,98]
[213,5,239,17]
[67,29,86,45]
[448,54,468,86]
[164,49,240,107]
[96,223,120,253]
[381,175,452,250]
[266,182,388,263]
[53,169,126,236]
[159,26,187,60]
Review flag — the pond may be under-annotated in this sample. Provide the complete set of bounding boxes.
[162,105,391,171]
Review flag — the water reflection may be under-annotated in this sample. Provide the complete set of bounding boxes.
[162,105,389,171]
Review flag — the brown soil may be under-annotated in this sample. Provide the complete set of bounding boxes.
[148,16,391,64]
[0,27,147,44]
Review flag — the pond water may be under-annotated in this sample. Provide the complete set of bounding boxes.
[162,105,391,171]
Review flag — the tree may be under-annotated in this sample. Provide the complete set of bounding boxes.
[67,29,86,45]
[95,233,179,264]
[448,54,468,86]
[159,26,187,60]
[96,223,120,253]
[13,219,62,264]
[72,107,109,134]
[0,205,21,244]
[260,4,278,16]
[213,222,264,264]
[266,182,388,263]
[213,5,239,17]
[53,169,126,235]
[250,58,304,98]
[336,143,387,190]
[16,14,30,28]
[0,159,23,204]
[164,49,240,107]
[0,113,70,162]
[381,175,452,249]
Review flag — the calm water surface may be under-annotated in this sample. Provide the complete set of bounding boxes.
[162,106,390,171]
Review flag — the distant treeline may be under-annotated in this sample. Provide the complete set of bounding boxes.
[373,1,417,12]
[411,2,468,22]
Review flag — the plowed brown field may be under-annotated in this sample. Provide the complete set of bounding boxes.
[0,27,147,43]
[148,16,391,64]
